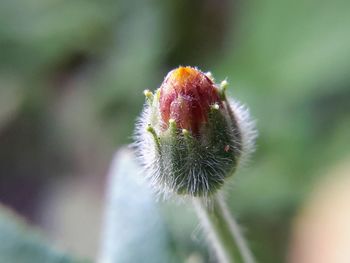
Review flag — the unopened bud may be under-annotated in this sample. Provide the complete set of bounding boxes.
[134,66,257,198]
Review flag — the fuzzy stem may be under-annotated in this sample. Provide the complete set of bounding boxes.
[193,194,256,263]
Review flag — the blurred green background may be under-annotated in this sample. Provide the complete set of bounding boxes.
[0,0,350,262]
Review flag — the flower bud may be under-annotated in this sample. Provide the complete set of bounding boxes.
[134,66,257,198]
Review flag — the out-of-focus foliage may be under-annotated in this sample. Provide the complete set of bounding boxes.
[0,205,87,263]
[99,149,178,263]
[0,0,349,262]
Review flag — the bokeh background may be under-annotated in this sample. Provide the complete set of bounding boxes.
[1,0,350,262]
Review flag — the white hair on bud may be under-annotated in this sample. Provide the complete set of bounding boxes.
[133,103,166,198]
[228,98,258,168]
[133,98,257,201]
[133,103,220,201]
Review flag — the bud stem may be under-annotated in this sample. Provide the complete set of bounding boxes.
[193,194,256,263]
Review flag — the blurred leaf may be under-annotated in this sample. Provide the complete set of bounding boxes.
[98,148,179,263]
[0,204,88,263]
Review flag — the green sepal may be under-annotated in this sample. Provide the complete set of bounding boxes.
[157,106,242,197]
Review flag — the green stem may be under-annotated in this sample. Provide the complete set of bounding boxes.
[193,194,256,263]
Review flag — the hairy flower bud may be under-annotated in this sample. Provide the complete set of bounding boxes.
[134,66,257,198]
